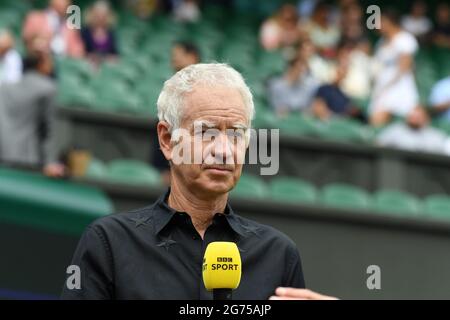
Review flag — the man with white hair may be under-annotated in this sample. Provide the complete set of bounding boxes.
[61,63,314,300]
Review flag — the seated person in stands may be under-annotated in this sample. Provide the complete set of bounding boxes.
[429,75,450,122]
[267,55,319,118]
[369,8,419,127]
[171,41,201,72]
[0,44,64,177]
[401,0,432,43]
[340,1,370,53]
[376,106,449,155]
[22,0,84,58]
[296,37,335,84]
[259,4,303,51]
[0,29,23,85]
[81,0,118,64]
[172,0,201,23]
[151,41,201,185]
[300,1,340,59]
[430,2,450,48]
[310,44,364,122]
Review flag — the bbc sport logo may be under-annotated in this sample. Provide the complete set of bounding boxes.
[217,257,233,262]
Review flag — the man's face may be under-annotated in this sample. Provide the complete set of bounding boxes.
[92,5,110,28]
[436,4,450,23]
[379,16,394,36]
[166,85,249,198]
[171,45,198,72]
[51,0,71,17]
[407,107,428,129]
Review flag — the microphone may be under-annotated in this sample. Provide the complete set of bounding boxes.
[202,241,242,300]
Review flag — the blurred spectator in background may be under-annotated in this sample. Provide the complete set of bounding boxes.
[0,29,22,85]
[22,0,84,58]
[429,75,450,121]
[431,2,450,48]
[82,1,118,65]
[0,49,64,177]
[376,106,449,155]
[260,4,303,52]
[369,9,419,127]
[268,55,319,118]
[126,0,159,20]
[401,0,432,43]
[171,40,201,72]
[297,37,335,83]
[173,0,201,23]
[311,44,364,122]
[300,1,340,58]
[297,0,319,19]
[340,0,370,53]
[338,40,371,101]
[152,41,201,185]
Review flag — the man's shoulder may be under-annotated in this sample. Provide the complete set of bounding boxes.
[87,203,158,235]
[232,213,297,249]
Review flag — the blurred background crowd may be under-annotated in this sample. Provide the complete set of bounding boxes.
[0,0,450,182]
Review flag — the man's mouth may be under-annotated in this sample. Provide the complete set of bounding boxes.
[203,165,234,172]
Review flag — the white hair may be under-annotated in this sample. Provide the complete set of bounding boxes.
[157,63,255,133]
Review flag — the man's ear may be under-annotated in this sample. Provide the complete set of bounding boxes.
[157,121,173,161]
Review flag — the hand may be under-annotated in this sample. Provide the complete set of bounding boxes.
[43,163,66,178]
[269,287,338,300]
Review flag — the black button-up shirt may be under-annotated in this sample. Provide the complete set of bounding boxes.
[61,189,305,299]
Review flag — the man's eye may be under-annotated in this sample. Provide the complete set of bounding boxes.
[194,129,206,136]
[228,131,244,138]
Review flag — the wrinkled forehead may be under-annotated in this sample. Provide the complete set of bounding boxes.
[180,85,249,128]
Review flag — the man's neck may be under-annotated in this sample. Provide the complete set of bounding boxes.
[168,179,228,239]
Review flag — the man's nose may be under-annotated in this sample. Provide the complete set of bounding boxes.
[211,133,233,164]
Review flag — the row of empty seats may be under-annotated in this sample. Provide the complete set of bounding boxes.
[0,167,113,235]
[85,158,160,186]
[232,174,450,221]
[79,157,450,221]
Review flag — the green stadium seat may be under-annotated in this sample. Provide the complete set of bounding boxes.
[277,113,318,136]
[0,167,113,236]
[85,158,108,179]
[431,47,450,79]
[0,10,23,32]
[371,189,420,216]
[270,177,317,204]
[423,194,450,221]
[433,119,450,135]
[231,174,269,199]
[315,117,373,142]
[257,51,285,77]
[321,183,370,210]
[99,62,140,85]
[0,0,31,14]
[91,78,141,113]
[247,81,266,101]
[57,73,97,109]
[57,58,94,81]
[136,78,164,116]
[58,85,95,108]
[106,160,160,186]
[252,107,278,129]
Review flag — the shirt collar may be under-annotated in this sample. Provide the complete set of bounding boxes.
[153,188,247,238]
